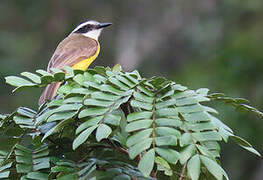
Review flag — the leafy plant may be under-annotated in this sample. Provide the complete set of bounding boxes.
[0,65,262,179]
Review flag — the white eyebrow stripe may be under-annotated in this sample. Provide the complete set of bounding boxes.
[72,22,89,33]
[71,20,99,33]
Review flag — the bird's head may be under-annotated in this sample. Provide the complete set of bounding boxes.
[71,20,112,40]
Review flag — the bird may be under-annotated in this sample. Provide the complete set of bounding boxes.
[38,20,112,105]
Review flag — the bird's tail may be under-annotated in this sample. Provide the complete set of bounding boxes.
[38,82,61,105]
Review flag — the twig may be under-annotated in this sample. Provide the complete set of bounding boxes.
[179,162,187,180]
[118,147,129,155]
[150,170,157,178]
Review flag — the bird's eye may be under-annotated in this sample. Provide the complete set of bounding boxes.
[88,24,94,29]
[84,24,94,31]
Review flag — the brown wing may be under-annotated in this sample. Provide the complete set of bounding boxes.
[47,33,98,71]
[38,34,98,105]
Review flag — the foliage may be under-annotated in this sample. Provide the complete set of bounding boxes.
[0,65,262,179]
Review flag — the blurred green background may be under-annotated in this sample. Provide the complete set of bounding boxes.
[0,0,262,179]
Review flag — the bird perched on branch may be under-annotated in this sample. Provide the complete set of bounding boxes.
[38,20,112,105]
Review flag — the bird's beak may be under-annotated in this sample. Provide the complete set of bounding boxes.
[97,22,112,29]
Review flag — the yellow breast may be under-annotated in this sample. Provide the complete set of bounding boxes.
[72,43,100,71]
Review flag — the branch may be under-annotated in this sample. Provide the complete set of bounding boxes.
[179,162,187,180]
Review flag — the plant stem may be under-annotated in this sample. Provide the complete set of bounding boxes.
[179,162,187,180]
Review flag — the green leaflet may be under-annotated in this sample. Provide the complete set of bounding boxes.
[100,84,125,95]
[176,97,198,106]
[185,121,217,131]
[47,99,64,108]
[197,145,217,159]
[84,99,114,107]
[187,154,200,180]
[130,100,153,111]
[96,124,112,141]
[94,74,107,83]
[91,91,121,101]
[179,144,196,164]
[37,70,54,84]
[230,135,252,147]
[128,138,152,159]
[125,119,153,132]
[156,108,178,117]
[201,141,220,151]
[124,74,140,84]
[17,107,36,118]
[155,98,176,109]
[172,84,187,91]
[158,89,174,100]
[126,129,153,147]
[180,133,193,147]
[5,76,36,87]
[84,81,101,90]
[21,72,41,84]
[112,95,131,110]
[155,135,178,146]
[53,104,82,113]
[138,149,155,177]
[103,114,121,126]
[47,111,77,122]
[200,155,229,180]
[155,118,182,127]
[73,125,98,150]
[127,111,153,122]
[155,147,180,164]
[58,83,75,95]
[14,115,34,128]
[115,75,135,87]
[177,104,204,114]
[36,69,53,77]
[182,111,211,122]
[78,108,108,118]
[83,71,96,82]
[230,135,261,156]
[71,88,92,95]
[76,116,103,134]
[155,156,172,176]
[50,68,65,81]
[239,146,261,157]
[192,131,222,142]
[133,91,154,103]
[196,88,209,96]
[73,74,86,85]
[209,114,233,133]
[155,127,181,138]
[173,90,196,99]
[108,77,130,90]
[63,96,83,103]
[137,85,154,97]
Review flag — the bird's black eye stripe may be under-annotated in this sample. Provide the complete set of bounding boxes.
[75,24,94,33]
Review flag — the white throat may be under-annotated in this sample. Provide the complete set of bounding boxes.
[82,29,102,40]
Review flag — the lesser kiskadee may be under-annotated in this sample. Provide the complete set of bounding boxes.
[38,20,112,105]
